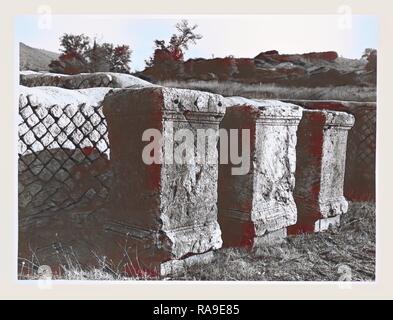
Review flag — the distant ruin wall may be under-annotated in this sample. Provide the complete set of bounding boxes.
[20,71,153,89]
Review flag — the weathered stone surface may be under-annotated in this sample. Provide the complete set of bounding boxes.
[141,50,374,87]
[19,86,111,156]
[252,228,287,246]
[218,98,303,248]
[283,100,376,202]
[314,215,341,233]
[287,109,355,235]
[254,51,338,62]
[160,251,214,277]
[18,80,364,276]
[102,87,225,275]
[20,71,153,89]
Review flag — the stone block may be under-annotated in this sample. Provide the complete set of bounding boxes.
[253,227,287,246]
[314,215,341,233]
[218,98,303,248]
[102,86,226,275]
[160,251,215,277]
[287,109,355,235]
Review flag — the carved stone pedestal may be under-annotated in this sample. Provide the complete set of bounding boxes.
[218,99,303,248]
[288,109,355,235]
[103,87,225,275]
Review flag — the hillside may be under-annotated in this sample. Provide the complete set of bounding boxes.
[142,50,376,88]
[20,42,59,72]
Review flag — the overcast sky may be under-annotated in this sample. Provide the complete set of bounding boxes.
[16,15,378,72]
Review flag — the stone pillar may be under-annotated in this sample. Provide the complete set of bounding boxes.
[287,109,355,235]
[103,87,225,276]
[218,99,303,248]
[282,100,376,202]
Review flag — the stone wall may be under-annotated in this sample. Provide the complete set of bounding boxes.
[18,85,114,270]
[18,72,156,272]
[20,71,153,89]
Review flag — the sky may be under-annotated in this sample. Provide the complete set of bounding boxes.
[16,15,378,72]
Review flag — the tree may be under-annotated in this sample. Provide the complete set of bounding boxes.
[145,20,202,73]
[168,20,203,54]
[86,41,111,73]
[362,48,377,72]
[59,34,90,55]
[49,34,132,74]
[110,45,131,73]
[49,34,90,74]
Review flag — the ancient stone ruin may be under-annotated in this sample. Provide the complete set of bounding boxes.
[20,70,153,89]
[287,109,355,234]
[18,72,375,277]
[218,98,302,248]
[18,85,113,269]
[141,50,375,88]
[103,87,225,275]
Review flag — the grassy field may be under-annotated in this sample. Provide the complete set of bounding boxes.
[159,80,376,102]
[20,202,375,281]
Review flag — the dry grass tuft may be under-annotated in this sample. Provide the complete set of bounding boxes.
[159,80,376,102]
[18,249,158,281]
[173,202,375,281]
[19,202,375,281]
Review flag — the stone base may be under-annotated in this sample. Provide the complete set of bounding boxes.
[219,210,288,249]
[288,197,348,235]
[99,220,223,277]
[314,215,341,232]
[219,212,255,248]
[253,228,287,247]
[160,251,215,277]
[288,109,354,235]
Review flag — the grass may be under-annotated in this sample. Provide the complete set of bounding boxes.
[175,202,375,281]
[18,248,156,281]
[19,202,375,281]
[159,80,376,102]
